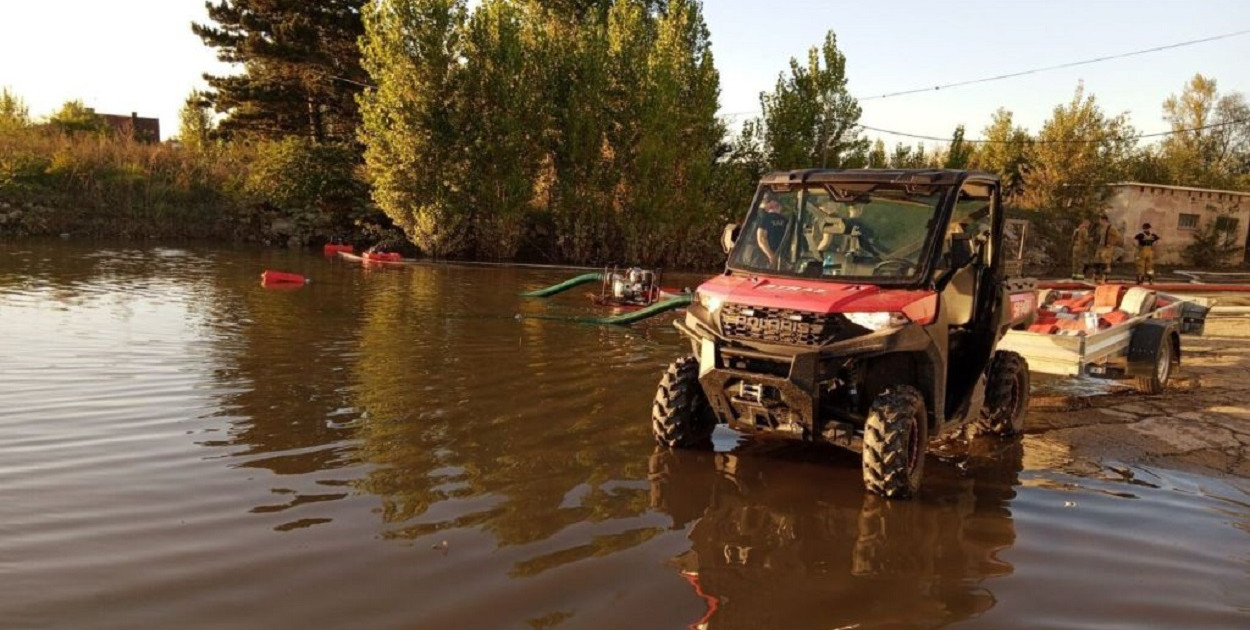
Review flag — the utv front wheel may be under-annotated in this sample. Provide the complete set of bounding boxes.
[974,351,1030,436]
[652,356,716,449]
[862,386,928,499]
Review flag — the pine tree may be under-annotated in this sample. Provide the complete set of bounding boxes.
[193,0,368,143]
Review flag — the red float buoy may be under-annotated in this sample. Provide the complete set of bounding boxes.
[261,270,309,287]
[362,251,403,263]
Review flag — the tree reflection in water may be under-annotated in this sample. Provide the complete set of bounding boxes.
[349,267,663,567]
[650,439,1024,630]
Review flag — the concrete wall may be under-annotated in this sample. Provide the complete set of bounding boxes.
[1104,183,1250,265]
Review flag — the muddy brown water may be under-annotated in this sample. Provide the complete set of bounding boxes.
[2,241,1247,630]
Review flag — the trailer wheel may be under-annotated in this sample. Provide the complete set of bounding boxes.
[1134,335,1174,395]
[974,351,1030,436]
[652,356,716,449]
[862,386,927,499]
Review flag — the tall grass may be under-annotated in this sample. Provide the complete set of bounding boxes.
[0,127,374,244]
[0,128,239,238]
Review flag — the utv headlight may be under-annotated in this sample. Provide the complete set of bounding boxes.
[844,311,909,331]
[696,291,724,315]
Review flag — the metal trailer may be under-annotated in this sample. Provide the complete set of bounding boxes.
[997,288,1209,393]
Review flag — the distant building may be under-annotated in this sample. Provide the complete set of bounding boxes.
[1104,182,1250,265]
[99,112,161,143]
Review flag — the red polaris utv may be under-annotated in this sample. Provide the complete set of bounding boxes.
[652,169,1039,498]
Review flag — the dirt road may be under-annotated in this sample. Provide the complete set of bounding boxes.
[1021,316,1250,488]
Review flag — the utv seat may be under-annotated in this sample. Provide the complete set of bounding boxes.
[941,233,978,327]
[942,265,977,326]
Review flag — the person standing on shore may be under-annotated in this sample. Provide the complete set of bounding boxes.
[1093,214,1120,284]
[1070,219,1092,280]
[1134,223,1160,284]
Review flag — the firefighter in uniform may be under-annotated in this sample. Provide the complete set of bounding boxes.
[1093,214,1120,284]
[1070,219,1092,280]
[1133,223,1159,284]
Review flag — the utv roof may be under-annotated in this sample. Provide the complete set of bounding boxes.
[759,168,1000,186]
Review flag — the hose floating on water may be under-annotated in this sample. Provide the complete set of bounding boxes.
[519,272,605,297]
[519,295,692,326]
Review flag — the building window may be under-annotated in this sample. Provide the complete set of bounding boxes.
[1178,213,1200,230]
[1215,216,1240,232]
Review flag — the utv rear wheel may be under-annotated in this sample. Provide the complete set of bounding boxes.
[652,356,716,449]
[975,351,1030,436]
[862,386,928,499]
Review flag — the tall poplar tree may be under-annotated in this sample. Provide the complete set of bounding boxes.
[177,90,215,150]
[193,0,368,143]
[758,31,866,169]
[944,125,973,169]
[455,0,547,258]
[971,108,1032,203]
[1158,74,1250,189]
[1020,84,1136,219]
[358,0,468,257]
[0,87,30,132]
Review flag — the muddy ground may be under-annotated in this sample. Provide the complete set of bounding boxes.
[1019,316,1250,490]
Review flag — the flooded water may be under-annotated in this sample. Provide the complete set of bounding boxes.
[2,241,1247,630]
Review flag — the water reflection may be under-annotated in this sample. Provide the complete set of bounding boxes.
[348,264,667,569]
[650,439,1023,630]
[6,244,1250,630]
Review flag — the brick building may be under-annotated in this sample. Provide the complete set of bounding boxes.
[99,112,161,143]
[1103,182,1250,265]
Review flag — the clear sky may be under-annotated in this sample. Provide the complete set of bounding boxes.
[0,0,1246,144]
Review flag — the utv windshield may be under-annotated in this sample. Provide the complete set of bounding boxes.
[728,182,953,281]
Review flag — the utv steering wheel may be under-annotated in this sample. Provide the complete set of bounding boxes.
[873,258,917,276]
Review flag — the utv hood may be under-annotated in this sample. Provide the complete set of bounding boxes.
[698,274,938,324]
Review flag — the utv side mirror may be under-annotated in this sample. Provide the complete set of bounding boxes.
[721,223,740,254]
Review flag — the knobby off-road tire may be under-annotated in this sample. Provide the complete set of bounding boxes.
[652,356,716,449]
[974,351,1030,436]
[1133,335,1174,395]
[862,386,928,499]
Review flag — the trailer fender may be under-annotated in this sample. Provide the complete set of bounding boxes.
[1127,320,1180,378]
[1180,301,1209,336]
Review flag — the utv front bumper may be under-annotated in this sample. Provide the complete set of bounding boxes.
[675,315,937,440]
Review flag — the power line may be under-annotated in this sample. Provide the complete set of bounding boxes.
[861,29,1250,100]
[718,28,1250,119]
[857,117,1250,145]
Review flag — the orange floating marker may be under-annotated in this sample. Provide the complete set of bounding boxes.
[261,270,309,287]
[362,251,403,263]
[324,243,354,255]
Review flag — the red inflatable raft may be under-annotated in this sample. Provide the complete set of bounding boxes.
[323,243,355,256]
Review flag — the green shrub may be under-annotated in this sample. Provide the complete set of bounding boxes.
[1184,207,1243,268]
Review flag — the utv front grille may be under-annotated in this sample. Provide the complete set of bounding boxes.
[720,304,857,347]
